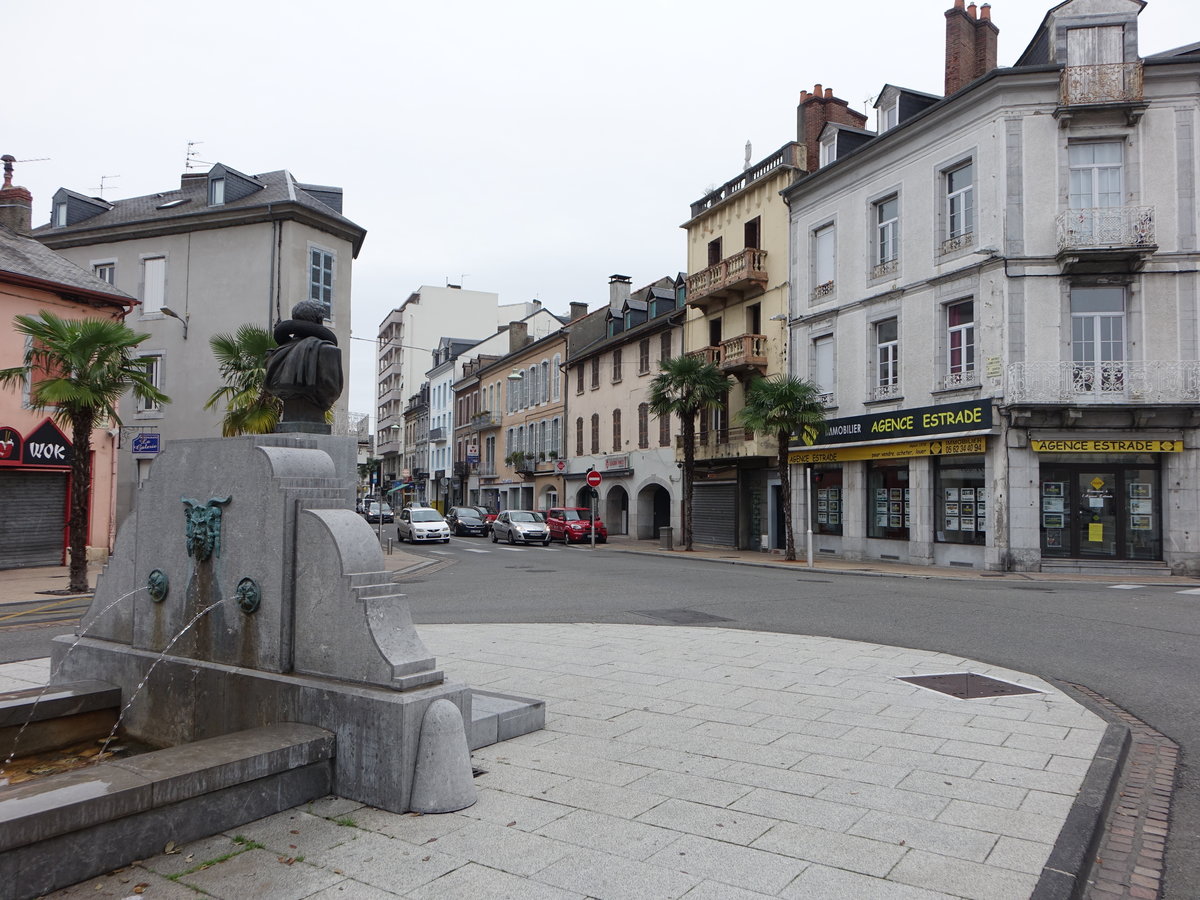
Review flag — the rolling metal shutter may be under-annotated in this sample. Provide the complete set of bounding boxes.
[692,482,736,547]
[0,470,68,569]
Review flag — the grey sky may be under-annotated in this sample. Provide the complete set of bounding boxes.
[10,0,1192,422]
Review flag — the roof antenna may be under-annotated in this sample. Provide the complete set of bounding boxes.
[186,141,213,171]
[92,175,120,198]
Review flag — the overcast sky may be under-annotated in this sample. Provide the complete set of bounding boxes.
[10,0,1192,421]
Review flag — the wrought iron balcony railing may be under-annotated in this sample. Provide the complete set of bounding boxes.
[869,383,901,402]
[1056,206,1155,253]
[939,370,980,392]
[1060,61,1143,107]
[1006,361,1200,404]
[469,411,501,431]
[428,426,446,442]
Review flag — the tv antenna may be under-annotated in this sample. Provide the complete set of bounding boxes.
[186,141,213,170]
[92,174,120,197]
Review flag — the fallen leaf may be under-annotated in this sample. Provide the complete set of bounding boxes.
[289,844,298,849]
[422,855,431,862]
[133,885,150,894]
[290,829,300,834]
[506,821,516,827]
[425,837,438,843]
[164,841,178,854]
[899,840,906,846]
[334,869,344,875]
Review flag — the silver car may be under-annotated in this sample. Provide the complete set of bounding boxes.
[397,507,451,543]
[490,510,549,545]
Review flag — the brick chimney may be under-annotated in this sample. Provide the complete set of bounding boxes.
[569,301,588,321]
[945,0,999,96]
[609,274,632,308]
[0,155,33,235]
[796,86,868,171]
[508,320,529,352]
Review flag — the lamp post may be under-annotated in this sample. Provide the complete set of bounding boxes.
[805,465,814,569]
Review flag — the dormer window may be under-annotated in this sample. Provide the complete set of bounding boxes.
[209,177,225,206]
[879,100,899,132]
[53,202,67,227]
[819,132,837,167]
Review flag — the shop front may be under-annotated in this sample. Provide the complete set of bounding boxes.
[0,419,75,569]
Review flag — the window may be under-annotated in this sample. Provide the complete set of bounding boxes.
[707,238,722,267]
[638,403,649,449]
[658,408,671,447]
[551,417,560,457]
[611,348,622,383]
[141,256,166,314]
[93,263,115,284]
[541,361,550,403]
[638,339,651,375]
[209,177,225,206]
[873,318,899,399]
[590,357,599,390]
[54,202,67,227]
[943,161,974,251]
[136,355,162,413]
[1070,143,1123,210]
[812,466,843,536]
[612,409,621,452]
[812,224,835,299]
[590,413,600,454]
[659,331,671,362]
[936,456,986,545]
[813,336,835,405]
[879,101,899,132]
[867,461,909,540]
[819,132,837,167]
[744,217,761,250]
[1071,286,1126,393]
[873,195,899,277]
[552,355,561,400]
[945,300,976,388]
[309,247,334,319]
[575,366,583,395]
[575,417,584,456]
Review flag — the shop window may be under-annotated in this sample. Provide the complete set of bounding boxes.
[811,467,843,536]
[936,456,986,545]
[1039,461,1160,560]
[867,460,909,540]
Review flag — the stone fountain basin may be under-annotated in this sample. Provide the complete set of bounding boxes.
[0,681,334,900]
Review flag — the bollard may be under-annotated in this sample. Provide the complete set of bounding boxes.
[660,526,673,551]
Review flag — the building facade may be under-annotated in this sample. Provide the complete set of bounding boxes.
[35,163,366,523]
[784,0,1200,574]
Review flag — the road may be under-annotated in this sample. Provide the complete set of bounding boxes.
[6,538,1198,897]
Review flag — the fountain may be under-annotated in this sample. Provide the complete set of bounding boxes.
[0,316,544,898]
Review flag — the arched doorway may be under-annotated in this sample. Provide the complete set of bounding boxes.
[636,483,672,539]
[539,485,558,512]
[606,485,629,535]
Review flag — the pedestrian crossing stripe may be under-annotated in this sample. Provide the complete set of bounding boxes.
[1109,584,1145,590]
[1177,588,1200,595]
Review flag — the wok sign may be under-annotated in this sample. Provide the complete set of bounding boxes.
[0,419,73,469]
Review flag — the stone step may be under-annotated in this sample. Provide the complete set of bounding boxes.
[1040,559,1173,577]
[469,689,546,751]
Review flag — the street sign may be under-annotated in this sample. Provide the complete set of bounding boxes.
[586,470,602,488]
[131,433,160,454]
[556,460,565,471]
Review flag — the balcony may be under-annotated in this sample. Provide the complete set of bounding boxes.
[469,411,501,431]
[720,333,768,377]
[1056,206,1156,273]
[676,426,779,464]
[428,426,446,442]
[478,462,497,478]
[868,383,902,403]
[687,248,769,309]
[686,345,723,366]
[1006,361,1200,404]
[1055,62,1146,126]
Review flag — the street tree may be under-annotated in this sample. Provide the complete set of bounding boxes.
[0,311,167,592]
[205,324,280,436]
[648,355,731,551]
[737,375,827,561]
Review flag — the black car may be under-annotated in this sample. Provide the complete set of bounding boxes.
[446,506,488,537]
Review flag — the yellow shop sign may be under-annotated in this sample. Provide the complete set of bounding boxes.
[789,436,987,464]
[1031,439,1183,453]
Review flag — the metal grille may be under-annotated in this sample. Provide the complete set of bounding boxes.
[0,470,68,569]
[897,672,1042,700]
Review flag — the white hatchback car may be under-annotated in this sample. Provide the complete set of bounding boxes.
[396,507,451,543]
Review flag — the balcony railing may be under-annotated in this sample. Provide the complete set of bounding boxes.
[428,426,446,442]
[938,371,981,392]
[687,248,769,308]
[469,411,501,431]
[1060,61,1143,107]
[870,258,898,280]
[478,462,497,477]
[810,280,835,301]
[869,383,901,402]
[676,426,779,462]
[938,231,974,256]
[1057,206,1155,253]
[686,345,723,366]
[720,333,768,375]
[817,391,836,409]
[1006,361,1200,404]
[689,143,804,218]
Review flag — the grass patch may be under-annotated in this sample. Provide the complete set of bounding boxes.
[166,838,264,880]
[333,816,357,828]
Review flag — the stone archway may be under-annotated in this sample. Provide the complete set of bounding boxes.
[636,483,672,539]
[605,485,629,535]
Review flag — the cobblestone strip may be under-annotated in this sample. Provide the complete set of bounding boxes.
[1068,683,1178,900]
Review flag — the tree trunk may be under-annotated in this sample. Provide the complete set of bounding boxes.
[777,430,795,562]
[67,417,94,593]
[681,414,696,551]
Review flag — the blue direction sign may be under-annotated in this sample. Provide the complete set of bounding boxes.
[131,432,160,454]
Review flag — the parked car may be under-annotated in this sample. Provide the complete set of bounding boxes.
[445,506,488,537]
[491,510,549,545]
[543,507,608,544]
[396,507,450,543]
[363,501,393,524]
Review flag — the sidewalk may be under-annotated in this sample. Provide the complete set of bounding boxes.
[0,546,1167,899]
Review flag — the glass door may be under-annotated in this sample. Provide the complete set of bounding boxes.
[1077,471,1118,558]
[1040,462,1162,560]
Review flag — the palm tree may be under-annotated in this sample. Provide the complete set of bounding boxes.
[205,324,280,436]
[737,375,827,561]
[648,355,731,551]
[0,312,167,592]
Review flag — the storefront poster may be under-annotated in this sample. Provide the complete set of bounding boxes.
[962,516,975,532]
[1043,482,1064,498]
[960,488,974,501]
[1046,530,1063,548]
[945,516,959,530]
[1043,497,1064,512]
[1131,515,1152,531]
[946,502,960,516]
[961,502,975,517]
[1130,483,1152,499]
[829,512,840,525]
[1130,499,1152,515]
[1088,522,1105,542]
[1043,513,1065,529]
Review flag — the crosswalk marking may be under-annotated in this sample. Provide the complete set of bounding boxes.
[1177,588,1200,595]
[462,548,491,554]
[1109,584,1146,590]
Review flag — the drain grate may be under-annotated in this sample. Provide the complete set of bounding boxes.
[897,672,1042,700]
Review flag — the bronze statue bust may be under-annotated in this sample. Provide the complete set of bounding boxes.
[265,300,343,432]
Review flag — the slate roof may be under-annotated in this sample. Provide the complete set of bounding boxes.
[36,165,365,249]
[0,223,133,307]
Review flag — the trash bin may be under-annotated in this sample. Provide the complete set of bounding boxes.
[660,526,673,551]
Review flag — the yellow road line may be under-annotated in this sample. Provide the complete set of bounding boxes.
[0,596,89,623]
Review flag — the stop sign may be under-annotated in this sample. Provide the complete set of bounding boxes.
[586,470,602,488]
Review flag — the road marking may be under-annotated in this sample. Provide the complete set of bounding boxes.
[429,550,453,556]
[462,548,491,554]
[1177,588,1200,595]
[498,547,527,552]
[1109,584,1146,590]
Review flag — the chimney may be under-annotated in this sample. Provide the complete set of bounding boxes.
[569,301,588,321]
[0,155,33,235]
[945,0,999,96]
[180,172,207,190]
[795,85,868,171]
[608,274,632,308]
[508,321,529,352]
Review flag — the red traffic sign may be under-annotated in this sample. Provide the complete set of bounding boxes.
[556,460,566,471]
[586,470,602,488]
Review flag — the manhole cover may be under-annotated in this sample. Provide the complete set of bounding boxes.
[897,672,1042,700]
[638,609,732,625]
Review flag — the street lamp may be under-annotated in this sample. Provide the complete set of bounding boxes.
[160,306,189,339]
